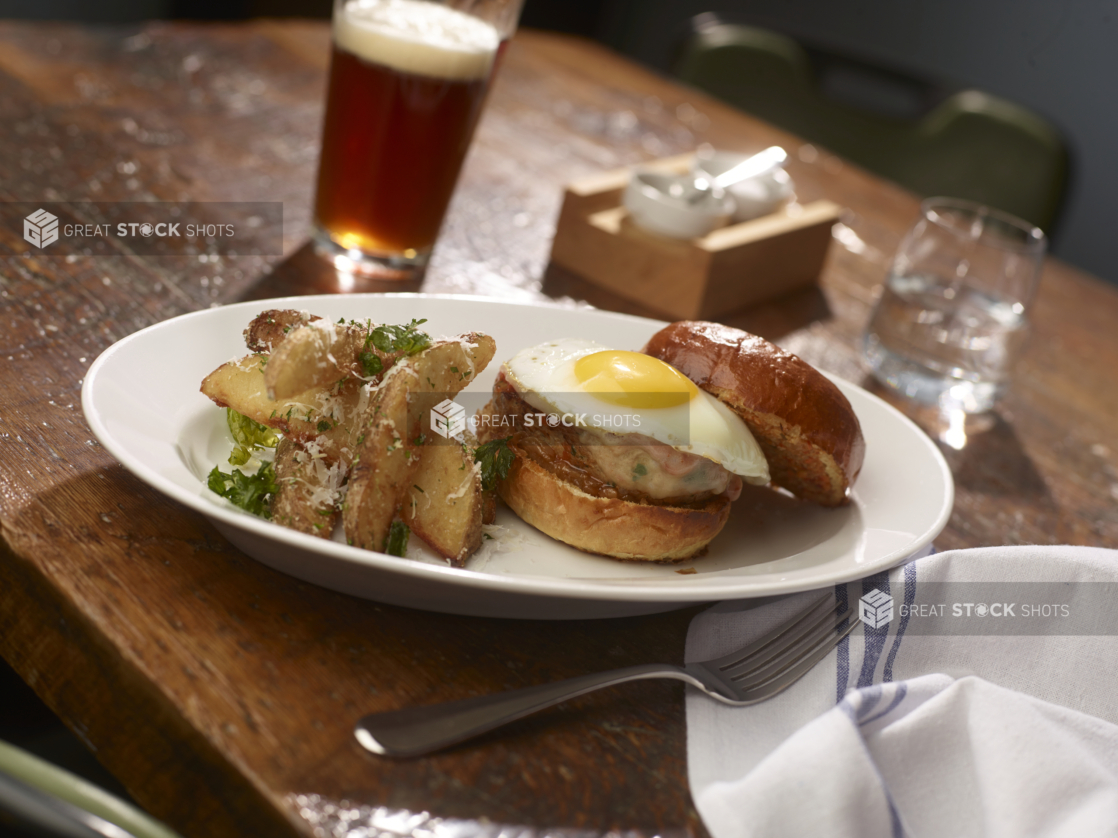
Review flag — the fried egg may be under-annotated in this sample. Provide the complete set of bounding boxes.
[502,338,770,484]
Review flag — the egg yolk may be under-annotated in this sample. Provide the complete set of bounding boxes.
[573,350,699,408]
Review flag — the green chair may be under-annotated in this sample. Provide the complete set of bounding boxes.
[673,21,1068,231]
[0,739,183,838]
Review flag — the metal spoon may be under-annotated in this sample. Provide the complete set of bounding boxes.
[686,146,787,204]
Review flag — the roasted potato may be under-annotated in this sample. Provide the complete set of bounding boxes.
[342,334,496,553]
[244,309,320,353]
[271,437,344,539]
[264,320,402,401]
[265,322,344,400]
[200,355,364,462]
[402,441,486,567]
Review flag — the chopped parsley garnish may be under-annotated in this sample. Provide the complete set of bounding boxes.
[207,461,277,519]
[632,462,648,480]
[359,350,383,377]
[474,437,515,492]
[316,420,331,433]
[385,519,410,557]
[226,408,278,466]
[367,318,431,356]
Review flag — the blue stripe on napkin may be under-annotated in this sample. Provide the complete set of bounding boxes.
[858,572,891,688]
[835,582,850,703]
[883,560,919,683]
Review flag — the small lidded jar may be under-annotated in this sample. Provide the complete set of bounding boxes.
[622,170,735,239]
[694,148,794,222]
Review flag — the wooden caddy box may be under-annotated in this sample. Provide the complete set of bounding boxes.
[549,154,842,320]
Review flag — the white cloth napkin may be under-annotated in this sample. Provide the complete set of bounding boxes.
[686,546,1118,838]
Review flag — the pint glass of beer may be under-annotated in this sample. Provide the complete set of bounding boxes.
[313,0,523,277]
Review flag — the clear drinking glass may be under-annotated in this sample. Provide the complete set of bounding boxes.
[312,0,523,278]
[862,198,1046,413]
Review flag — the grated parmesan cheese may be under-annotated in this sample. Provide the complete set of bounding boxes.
[468,523,536,570]
[445,469,475,503]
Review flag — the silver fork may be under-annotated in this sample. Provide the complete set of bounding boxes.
[354,594,856,758]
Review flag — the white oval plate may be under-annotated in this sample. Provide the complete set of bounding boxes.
[82,294,953,619]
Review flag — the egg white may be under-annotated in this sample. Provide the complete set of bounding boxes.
[503,338,770,484]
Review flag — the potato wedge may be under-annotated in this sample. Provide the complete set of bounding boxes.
[341,370,412,552]
[403,442,485,567]
[264,322,340,400]
[342,334,496,553]
[272,437,345,539]
[265,320,398,401]
[244,309,320,353]
[200,355,363,461]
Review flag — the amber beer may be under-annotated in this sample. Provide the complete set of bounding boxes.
[313,0,503,275]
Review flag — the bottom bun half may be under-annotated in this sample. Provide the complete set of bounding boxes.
[496,450,731,562]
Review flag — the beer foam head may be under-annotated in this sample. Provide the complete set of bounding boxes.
[336,0,499,81]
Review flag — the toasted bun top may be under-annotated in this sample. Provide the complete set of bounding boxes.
[642,321,865,504]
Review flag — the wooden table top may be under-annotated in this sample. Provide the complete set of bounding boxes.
[1,19,1116,838]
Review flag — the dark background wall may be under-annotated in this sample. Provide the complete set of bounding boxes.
[2,0,1115,286]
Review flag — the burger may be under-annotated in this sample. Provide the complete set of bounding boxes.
[476,321,865,561]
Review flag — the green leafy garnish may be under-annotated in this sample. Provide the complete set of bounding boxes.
[227,408,278,466]
[368,318,431,356]
[207,461,277,519]
[316,420,331,433]
[632,462,648,480]
[385,519,410,557]
[359,349,383,377]
[474,437,516,492]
